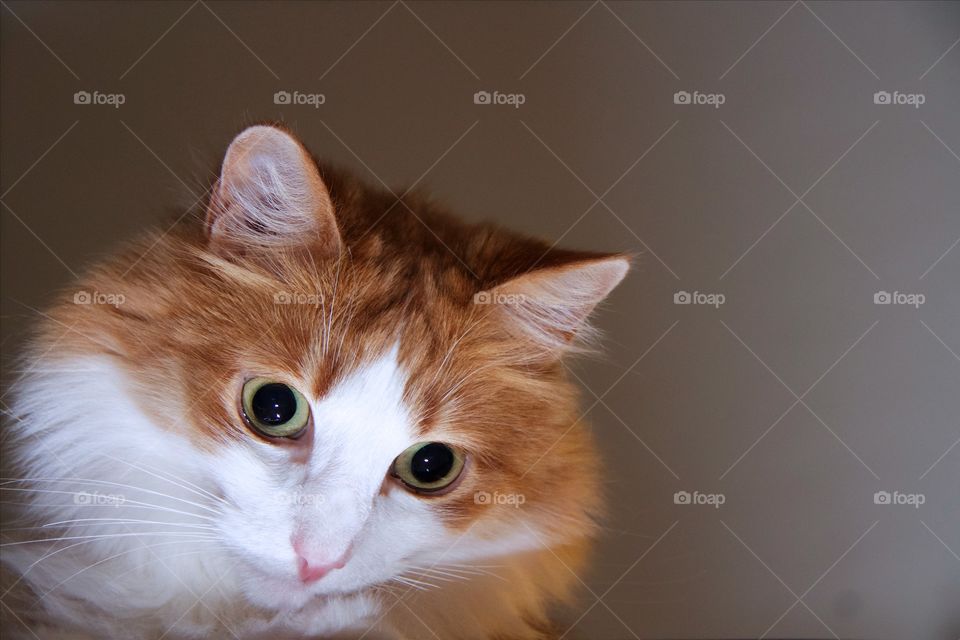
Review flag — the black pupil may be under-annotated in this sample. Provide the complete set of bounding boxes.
[410,443,455,484]
[251,383,297,426]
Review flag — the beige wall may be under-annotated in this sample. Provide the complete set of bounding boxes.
[2,2,958,638]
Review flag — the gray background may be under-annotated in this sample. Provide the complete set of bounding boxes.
[2,1,958,638]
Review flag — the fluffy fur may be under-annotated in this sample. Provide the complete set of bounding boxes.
[1,125,628,639]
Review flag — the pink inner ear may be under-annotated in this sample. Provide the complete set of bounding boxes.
[206,125,341,258]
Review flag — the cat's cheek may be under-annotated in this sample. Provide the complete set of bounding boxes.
[202,447,302,572]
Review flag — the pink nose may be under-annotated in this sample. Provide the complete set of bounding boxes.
[292,539,352,584]
[297,555,346,583]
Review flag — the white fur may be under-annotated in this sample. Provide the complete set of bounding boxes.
[3,347,572,639]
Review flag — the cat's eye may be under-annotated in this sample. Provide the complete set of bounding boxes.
[392,442,465,494]
[241,377,311,439]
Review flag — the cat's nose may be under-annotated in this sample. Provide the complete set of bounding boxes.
[292,538,352,584]
[296,555,346,583]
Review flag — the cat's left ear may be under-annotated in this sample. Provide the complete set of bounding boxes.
[479,254,629,355]
[206,125,342,258]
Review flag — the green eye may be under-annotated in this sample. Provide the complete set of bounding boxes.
[392,442,465,494]
[241,377,311,438]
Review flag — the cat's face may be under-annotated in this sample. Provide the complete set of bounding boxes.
[203,348,453,608]
[9,125,628,615]
[145,260,571,610]
[202,344,477,609]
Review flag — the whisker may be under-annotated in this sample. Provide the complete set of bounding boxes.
[35,538,219,603]
[1,531,219,548]
[5,369,102,374]
[0,487,218,523]
[43,518,216,530]
[409,561,507,583]
[98,454,229,507]
[0,531,218,597]
[3,521,216,533]
[410,565,477,580]
[0,477,223,515]
[390,576,433,591]
[0,501,218,524]
[445,562,505,569]
[442,565,507,582]
[3,536,125,597]
[396,572,441,590]
[405,569,459,583]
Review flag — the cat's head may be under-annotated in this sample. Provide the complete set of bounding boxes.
[10,125,628,613]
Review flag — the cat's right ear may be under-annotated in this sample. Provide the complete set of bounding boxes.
[205,125,342,259]
[478,253,629,357]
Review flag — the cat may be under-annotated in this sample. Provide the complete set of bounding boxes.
[1,124,629,639]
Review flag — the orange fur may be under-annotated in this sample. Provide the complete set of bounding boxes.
[11,124,629,637]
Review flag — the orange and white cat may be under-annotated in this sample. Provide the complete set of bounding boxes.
[2,125,628,639]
